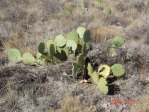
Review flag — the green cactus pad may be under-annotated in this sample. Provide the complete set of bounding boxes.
[46,39,54,49]
[36,52,42,59]
[112,36,125,48]
[63,47,69,58]
[87,63,93,76]
[77,54,85,67]
[38,42,45,54]
[66,39,77,52]
[77,27,86,39]
[91,72,99,84]
[98,64,110,79]
[82,43,90,55]
[8,48,22,63]
[22,53,36,65]
[72,62,81,78]
[36,58,46,66]
[111,64,125,77]
[66,31,79,43]
[83,30,91,42]
[54,50,67,62]
[54,35,66,47]
[97,77,108,94]
[49,44,56,56]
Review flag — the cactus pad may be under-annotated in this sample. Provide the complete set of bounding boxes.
[72,62,80,78]
[83,30,91,42]
[97,77,108,94]
[111,64,125,77]
[77,54,85,67]
[8,48,22,63]
[77,27,86,39]
[49,44,56,56]
[36,58,46,66]
[38,42,45,54]
[66,39,77,51]
[91,72,99,84]
[46,39,54,49]
[22,53,36,65]
[36,52,42,59]
[98,65,110,79]
[112,36,125,48]
[66,32,79,43]
[87,63,93,76]
[54,35,66,47]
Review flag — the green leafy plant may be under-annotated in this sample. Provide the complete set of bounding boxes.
[8,48,22,63]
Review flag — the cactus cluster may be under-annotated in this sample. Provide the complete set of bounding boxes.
[8,48,44,65]
[7,26,125,96]
[87,63,125,94]
[107,36,125,57]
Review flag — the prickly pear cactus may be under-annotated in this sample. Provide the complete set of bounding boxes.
[72,62,80,78]
[22,53,36,65]
[36,52,42,59]
[66,39,77,52]
[98,65,111,79]
[112,36,125,48]
[36,58,46,66]
[111,64,125,77]
[77,54,85,67]
[54,35,66,47]
[38,42,45,54]
[91,72,99,84]
[97,77,108,94]
[83,30,91,42]
[77,27,86,39]
[8,48,22,63]
[82,43,90,55]
[46,39,54,49]
[66,32,79,43]
[87,63,93,76]
[49,44,56,56]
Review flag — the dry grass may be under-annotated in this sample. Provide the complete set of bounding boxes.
[1,0,149,54]
[130,95,149,112]
[89,25,124,43]
[49,96,96,112]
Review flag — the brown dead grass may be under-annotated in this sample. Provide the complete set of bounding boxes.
[130,95,149,112]
[89,25,124,43]
[49,96,96,112]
